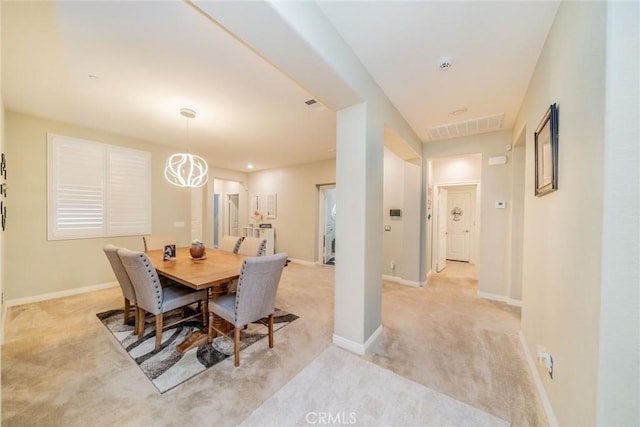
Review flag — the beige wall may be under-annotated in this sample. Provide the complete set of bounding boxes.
[246,159,335,261]
[382,148,422,283]
[4,111,193,301]
[0,1,5,342]
[514,2,607,425]
[424,131,513,297]
[597,2,639,424]
[383,149,404,277]
[507,143,525,301]
[431,154,481,184]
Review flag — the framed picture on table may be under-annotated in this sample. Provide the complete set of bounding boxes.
[163,244,176,261]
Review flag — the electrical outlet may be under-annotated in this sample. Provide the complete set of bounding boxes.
[537,346,554,379]
[390,261,396,270]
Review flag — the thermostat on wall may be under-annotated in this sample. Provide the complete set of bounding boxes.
[495,201,506,209]
[390,209,402,218]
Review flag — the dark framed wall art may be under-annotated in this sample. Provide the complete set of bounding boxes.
[534,103,559,196]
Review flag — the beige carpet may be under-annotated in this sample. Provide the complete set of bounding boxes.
[2,261,546,426]
[242,345,508,426]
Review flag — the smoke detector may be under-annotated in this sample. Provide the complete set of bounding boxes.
[438,56,453,70]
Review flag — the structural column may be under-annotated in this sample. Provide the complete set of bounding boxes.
[333,102,384,354]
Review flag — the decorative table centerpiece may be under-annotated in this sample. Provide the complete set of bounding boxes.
[189,239,206,259]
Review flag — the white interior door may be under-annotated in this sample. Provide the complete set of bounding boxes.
[446,191,471,262]
[317,184,336,264]
[213,193,220,247]
[436,188,448,272]
[324,188,336,264]
[228,194,239,236]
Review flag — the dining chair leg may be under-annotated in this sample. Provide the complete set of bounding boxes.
[133,304,139,334]
[201,296,207,326]
[137,307,146,339]
[123,298,130,325]
[268,314,274,348]
[234,327,240,367]
[207,311,214,344]
[155,314,163,351]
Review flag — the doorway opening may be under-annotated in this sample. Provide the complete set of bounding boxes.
[209,179,247,249]
[433,183,479,273]
[227,194,239,236]
[213,194,220,248]
[317,184,336,265]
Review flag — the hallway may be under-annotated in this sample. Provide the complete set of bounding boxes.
[370,261,545,426]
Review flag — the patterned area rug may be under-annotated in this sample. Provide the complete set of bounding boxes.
[97,307,298,393]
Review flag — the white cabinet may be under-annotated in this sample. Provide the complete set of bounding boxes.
[242,226,275,255]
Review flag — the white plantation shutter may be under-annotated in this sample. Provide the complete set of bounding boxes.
[48,134,150,240]
[49,137,106,238]
[108,147,150,235]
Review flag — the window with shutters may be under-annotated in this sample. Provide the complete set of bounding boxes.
[47,134,151,240]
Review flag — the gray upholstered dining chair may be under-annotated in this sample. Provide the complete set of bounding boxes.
[219,235,243,253]
[208,252,288,367]
[236,236,267,257]
[118,248,207,351]
[103,244,138,328]
[142,234,176,252]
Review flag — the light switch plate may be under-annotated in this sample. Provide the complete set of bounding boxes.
[495,201,506,209]
[173,221,185,228]
[384,225,391,231]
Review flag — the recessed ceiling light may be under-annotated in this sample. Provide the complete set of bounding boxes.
[451,107,468,116]
[247,163,254,169]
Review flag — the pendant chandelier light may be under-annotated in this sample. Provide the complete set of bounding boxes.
[164,108,209,188]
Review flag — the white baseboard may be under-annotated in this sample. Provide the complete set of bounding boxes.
[477,291,522,307]
[288,258,318,267]
[5,281,118,308]
[333,325,383,355]
[382,274,425,287]
[519,331,559,426]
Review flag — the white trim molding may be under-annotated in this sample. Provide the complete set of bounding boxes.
[288,258,318,267]
[519,331,559,426]
[477,291,522,307]
[382,274,425,287]
[5,281,118,308]
[3,281,118,343]
[333,325,383,355]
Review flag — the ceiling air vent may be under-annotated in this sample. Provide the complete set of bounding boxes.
[427,113,505,141]
[304,98,327,112]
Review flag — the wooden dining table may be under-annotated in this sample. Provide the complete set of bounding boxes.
[146,246,246,353]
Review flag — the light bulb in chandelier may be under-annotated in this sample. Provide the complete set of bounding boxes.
[164,108,209,188]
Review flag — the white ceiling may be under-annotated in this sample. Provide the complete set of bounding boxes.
[1,1,559,173]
